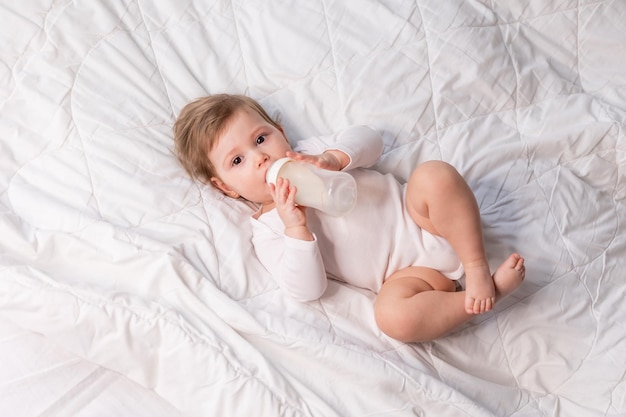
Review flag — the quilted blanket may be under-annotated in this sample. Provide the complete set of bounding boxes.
[1,0,625,416]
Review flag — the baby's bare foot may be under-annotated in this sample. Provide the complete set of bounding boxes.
[493,253,526,300]
[464,263,496,315]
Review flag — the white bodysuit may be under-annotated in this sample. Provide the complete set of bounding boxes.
[250,126,464,301]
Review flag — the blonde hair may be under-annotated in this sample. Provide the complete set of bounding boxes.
[173,94,282,183]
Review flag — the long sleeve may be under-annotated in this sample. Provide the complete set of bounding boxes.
[293,125,384,171]
[251,211,327,302]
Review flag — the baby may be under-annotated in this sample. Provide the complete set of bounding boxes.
[174,94,525,342]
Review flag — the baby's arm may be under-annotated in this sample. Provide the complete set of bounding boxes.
[251,213,327,302]
[261,173,327,301]
[286,149,350,171]
[293,125,384,170]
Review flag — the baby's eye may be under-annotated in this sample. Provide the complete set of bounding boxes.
[232,156,242,166]
[256,135,266,145]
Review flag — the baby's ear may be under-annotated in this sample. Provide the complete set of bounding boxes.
[210,177,240,199]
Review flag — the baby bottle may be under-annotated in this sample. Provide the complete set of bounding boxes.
[266,157,357,216]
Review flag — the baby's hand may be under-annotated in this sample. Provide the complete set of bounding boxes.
[269,177,313,241]
[286,150,348,171]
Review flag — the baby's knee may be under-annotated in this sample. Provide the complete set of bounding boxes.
[410,160,463,192]
[419,160,459,180]
[374,301,424,343]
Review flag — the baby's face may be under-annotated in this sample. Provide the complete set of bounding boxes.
[208,107,292,204]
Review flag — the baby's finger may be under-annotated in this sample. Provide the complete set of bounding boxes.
[285,184,298,206]
[267,182,276,196]
[286,151,306,160]
[278,178,293,202]
[287,151,319,165]
[271,178,286,202]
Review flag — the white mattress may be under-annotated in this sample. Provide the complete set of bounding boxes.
[1,1,625,416]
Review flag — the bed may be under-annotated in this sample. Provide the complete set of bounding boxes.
[1,0,625,416]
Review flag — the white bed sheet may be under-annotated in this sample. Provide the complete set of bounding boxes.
[0,317,179,417]
[1,0,625,416]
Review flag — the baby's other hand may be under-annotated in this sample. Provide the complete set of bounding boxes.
[286,150,348,171]
[269,177,312,240]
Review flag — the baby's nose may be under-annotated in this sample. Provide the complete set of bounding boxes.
[256,152,269,167]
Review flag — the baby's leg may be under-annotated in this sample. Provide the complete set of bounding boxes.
[375,266,466,342]
[405,161,496,314]
[375,255,525,342]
